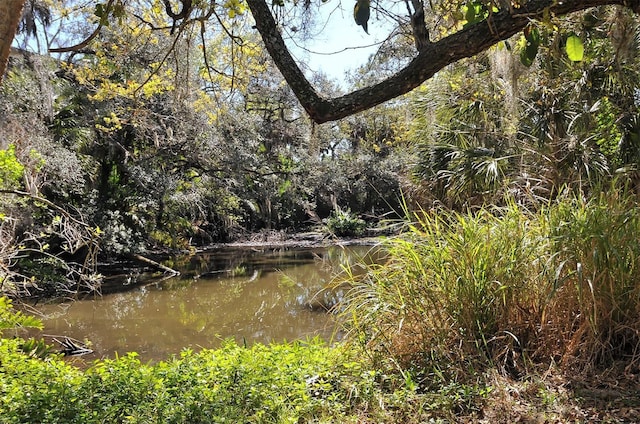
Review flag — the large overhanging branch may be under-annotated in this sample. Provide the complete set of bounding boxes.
[246,0,640,124]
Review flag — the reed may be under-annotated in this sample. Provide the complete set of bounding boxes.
[543,191,640,369]
[339,190,640,384]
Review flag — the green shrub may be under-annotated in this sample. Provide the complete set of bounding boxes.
[325,208,367,237]
[0,297,83,423]
[0,145,24,190]
[1,296,414,423]
[0,339,86,424]
[0,297,42,333]
[0,336,394,423]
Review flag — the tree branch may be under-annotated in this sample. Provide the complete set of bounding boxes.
[245,0,327,120]
[163,0,192,34]
[48,0,114,53]
[407,0,430,51]
[246,0,637,124]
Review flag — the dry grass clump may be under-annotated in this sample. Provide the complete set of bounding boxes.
[543,193,640,370]
[339,191,640,389]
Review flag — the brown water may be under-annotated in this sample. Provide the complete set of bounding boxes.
[30,244,379,362]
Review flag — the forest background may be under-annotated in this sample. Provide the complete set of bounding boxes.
[1,0,637,298]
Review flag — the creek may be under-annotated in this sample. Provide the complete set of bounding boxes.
[30,244,381,362]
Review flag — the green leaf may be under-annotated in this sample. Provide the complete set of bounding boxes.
[520,43,539,67]
[524,25,540,43]
[463,1,487,27]
[464,3,477,23]
[520,26,540,67]
[94,3,110,26]
[566,34,584,62]
[94,3,104,18]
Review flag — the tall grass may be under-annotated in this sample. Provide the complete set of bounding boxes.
[339,191,640,384]
[544,191,640,368]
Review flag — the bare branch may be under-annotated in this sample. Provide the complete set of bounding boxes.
[48,0,114,53]
[406,0,430,51]
[163,0,193,34]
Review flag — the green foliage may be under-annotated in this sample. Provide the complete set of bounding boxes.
[0,297,43,333]
[520,25,540,67]
[150,216,195,249]
[565,34,584,62]
[593,96,623,166]
[325,208,367,237]
[544,190,640,366]
[98,210,146,255]
[411,63,515,208]
[340,201,544,381]
[463,1,491,27]
[19,337,56,359]
[411,8,640,207]
[0,338,394,423]
[0,337,86,423]
[0,145,24,190]
[1,0,409,273]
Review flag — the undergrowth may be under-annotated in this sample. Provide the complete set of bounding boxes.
[0,338,388,423]
[0,297,422,423]
[4,190,640,422]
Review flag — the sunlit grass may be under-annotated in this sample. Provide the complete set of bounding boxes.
[543,190,640,368]
[339,190,640,387]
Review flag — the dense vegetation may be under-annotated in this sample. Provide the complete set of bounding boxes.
[0,299,395,423]
[344,192,640,375]
[4,193,640,421]
[0,38,408,297]
[2,1,640,422]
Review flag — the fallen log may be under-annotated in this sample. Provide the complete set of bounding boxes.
[128,253,180,276]
[52,336,93,356]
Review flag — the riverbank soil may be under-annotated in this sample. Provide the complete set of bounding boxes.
[474,366,640,423]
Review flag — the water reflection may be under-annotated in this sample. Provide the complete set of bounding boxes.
[32,244,380,362]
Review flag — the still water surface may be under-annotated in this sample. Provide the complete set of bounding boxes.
[32,244,379,362]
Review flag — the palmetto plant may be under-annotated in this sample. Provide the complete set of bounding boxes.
[412,68,516,208]
[411,9,640,208]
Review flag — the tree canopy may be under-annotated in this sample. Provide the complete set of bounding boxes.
[1,0,640,122]
[248,0,640,122]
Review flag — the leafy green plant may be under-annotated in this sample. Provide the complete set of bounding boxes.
[0,145,24,190]
[0,296,43,333]
[325,208,367,237]
[593,96,623,166]
[0,337,406,423]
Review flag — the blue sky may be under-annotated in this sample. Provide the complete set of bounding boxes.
[284,0,390,81]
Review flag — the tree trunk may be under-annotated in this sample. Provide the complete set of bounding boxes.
[0,0,26,84]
